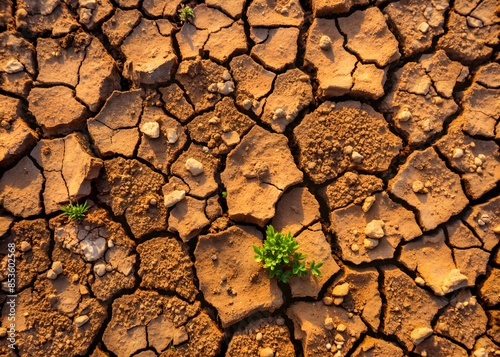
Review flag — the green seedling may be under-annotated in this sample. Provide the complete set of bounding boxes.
[253,225,323,283]
[221,191,227,198]
[178,4,194,23]
[61,201,90,221]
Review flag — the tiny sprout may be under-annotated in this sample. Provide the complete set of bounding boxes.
[253,225,323,283]
[221,191,227,198]
[61,201,90,221]
[178,4,194,23]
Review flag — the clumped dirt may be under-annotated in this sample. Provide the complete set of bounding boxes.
[1,0,500,356]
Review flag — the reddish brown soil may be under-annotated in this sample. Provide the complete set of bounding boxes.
[0,0,500,356]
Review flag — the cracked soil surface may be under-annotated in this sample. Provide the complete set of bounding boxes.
[0,0,500,356]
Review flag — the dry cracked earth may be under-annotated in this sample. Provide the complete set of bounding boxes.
[0,0,499,356]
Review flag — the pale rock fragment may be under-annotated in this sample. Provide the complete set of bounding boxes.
[332,282,349,297]
[364,220,385,239]
[75,315,90,327]
[80,237,107,262]
[411,327,433,345]
[185,158,204,176]
[164,190,186,208]
[3,59,24,73]
[140,122,160,139]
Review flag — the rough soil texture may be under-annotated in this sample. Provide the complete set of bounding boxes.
[1,0,500,356]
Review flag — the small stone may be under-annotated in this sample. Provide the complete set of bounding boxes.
[47,269,58,280]
[343,145,353,155]
[259,347,274,357]
[336,323,347,332]
[453,148,464,159]
[422,119,432,132]
[324,317,335,330]
[474,157,483,167]
[3,59,24,74]
[351,151,363,163]
[415,277,426,286]
[242,99,252,110]
[107,240,114,248]
[474,348,489,357]
[467,16,483,28]
[149,198,157,206]
[478,154,486,161]
[334,333,345,342]
[140,122,160,139]
[94,263,106,277]
[256,332,263,341]
[395,107,412,122]
[323,296,334,305]
[492,225,500,234]
[476,167,483,174]
[52,261,63,275]
[365,220,385,239]
[273,108,286,120]
[75,315,89,327]
[411,327,433,345]
[350,243,359,252]
[0,327,7,337]
[478,219,485,226]
[326,343,332,350]
[276,317,285,326]
[185,158,204,176]
[211,254,217,261]
[20,241,32,252]
[418,22,429,33]
[364,238,379,249]
[222,70,231,81]
[333,297,344,305]
[164,190,186,208]
[217,81,235,95]
[222,131,240,146]
[441,269,468,294]
[208,83,218,93]
[319,35,332,50]
[332,282,350,297]
[412,180,425,193]
[362,196,376,213]
[166,128,179,144]
[208,116,220,124]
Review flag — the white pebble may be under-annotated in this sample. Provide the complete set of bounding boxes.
[364,238,379,250]
[364,220,385,239]
[256,332,263,341]
[395,107,412,122]
[94,263,106,277]
[75,315,89,327]
[47,269,58,280]
[3,59,24,74]
[164,190,186,208]
[418,22,429,33]
[411,327,433,345]
[20,241,32,252]
[185,158,204,176]
[350,243,359,252]
[243,99,252,110]
[222,70,231,81]
[467,16,483,28]
[362,196,376,213]
[222,131,240,146]
[351,151,363,164]
[52,261,63,275]
[140,122,160,139]
[166,128,178,144]
[319,35,332,50]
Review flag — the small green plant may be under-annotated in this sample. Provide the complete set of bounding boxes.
[253,225,323,283]
[221,191,227,198]
[178,4,194,23]
[61,200,90,221]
